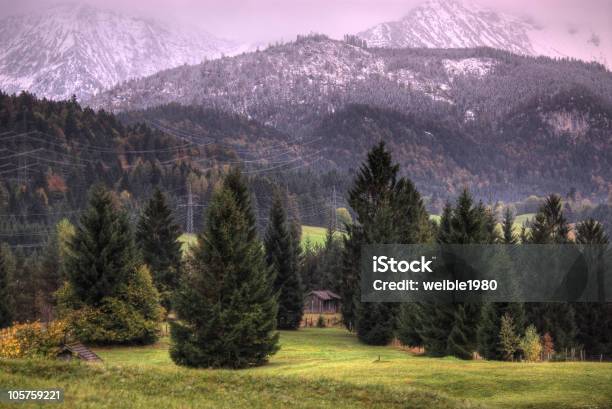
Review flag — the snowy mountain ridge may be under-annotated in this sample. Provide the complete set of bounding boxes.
[357,0,609,67]
[0,3,242,100]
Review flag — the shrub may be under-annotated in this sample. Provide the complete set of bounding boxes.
[520,325,542,362]
[317,315,326,328]
[58,266,162,345]
[0,320,67,359]
[541,332,555,360]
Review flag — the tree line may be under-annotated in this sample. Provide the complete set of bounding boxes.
[1,141,610,366]
[340,142,612,360]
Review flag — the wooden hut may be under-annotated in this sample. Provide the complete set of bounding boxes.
[56,342,102,362]
[304,290,341,314]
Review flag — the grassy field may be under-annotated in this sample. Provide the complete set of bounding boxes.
[180,226,339,252]
[2,328,611,409]
[301,225,329,247]
[178,233,197,253]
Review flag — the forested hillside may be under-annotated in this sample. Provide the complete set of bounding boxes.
[88,36,612,201]
[0,94,352,248]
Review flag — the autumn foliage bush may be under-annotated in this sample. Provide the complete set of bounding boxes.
[0,320,67,359]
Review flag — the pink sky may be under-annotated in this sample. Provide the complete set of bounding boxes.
[2,0,610,46]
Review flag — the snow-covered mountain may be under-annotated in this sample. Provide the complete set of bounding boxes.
[0,3,242,100]
[357,0,609,67]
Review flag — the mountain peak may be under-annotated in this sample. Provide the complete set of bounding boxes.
[358,0,534,54]
[0,3,241,100]
[357,0,608,67]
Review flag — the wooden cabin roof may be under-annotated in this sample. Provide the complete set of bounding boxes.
[59,342,102,362]
[307,290,341,301]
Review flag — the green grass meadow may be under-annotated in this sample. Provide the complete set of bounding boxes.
[2,328,611,409]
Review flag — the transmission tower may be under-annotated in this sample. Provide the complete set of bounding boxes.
[186,182,194,234]
[331,185,337,231]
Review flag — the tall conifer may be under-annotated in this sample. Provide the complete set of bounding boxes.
[137,188,182,311]
[265,191,304,330]
[171,184,278,368]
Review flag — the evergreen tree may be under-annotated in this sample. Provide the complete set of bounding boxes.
[59,186,161,344]
[66,186,139,306]
[136,188,182,311]
[342,142,430,344]
[0,244,12,328]
[321,224,343,292]
[223,167,257,240]
[528,194,569,244]
[397,303,423,347]
[171,186,279,368]
[420,189,486,358]
[574,219,611,355]
[526,195,577,350]
[501,208,518,244]
[265,191,303,330]
[446,304,473,359]
[37,230,64,321]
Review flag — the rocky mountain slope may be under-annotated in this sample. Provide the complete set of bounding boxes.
[0,3,240,100]
[88,36,612,200]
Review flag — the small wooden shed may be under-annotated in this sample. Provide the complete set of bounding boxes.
[57,342,102,362]
[304,290,341,314]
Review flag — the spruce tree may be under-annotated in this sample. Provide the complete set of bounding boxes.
[223,167,257,240]
[526,194,577,350]
[136,188,182,311]
[501,208,518,244]
[342,142,430,344]
[265,191,304,330]
[66,186,138,306]
[420,189,486,358]
[60,186,161,344]
[447,304,473,359]
[171,187,279,368]
[397,303,423,347]
[574,219,611,355]
[0,244,12,328]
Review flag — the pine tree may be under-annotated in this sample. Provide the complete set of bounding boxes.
[265,191,303,330]
[66,186,138,306]
[0,244,13,328]
[342,142,430,344]
[421,189,486,358]
[136,188,182,311]
[501,208,518,244]
[397,303,423,347]
[59,185,161,344]
[170,186,279,368]
[446,304,473,359]
[528,194,569,244]
[526,195,577,350]
[573,219,611,355]
[223,167,257,240]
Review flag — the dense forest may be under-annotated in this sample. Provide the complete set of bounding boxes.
[88,37,612,201]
